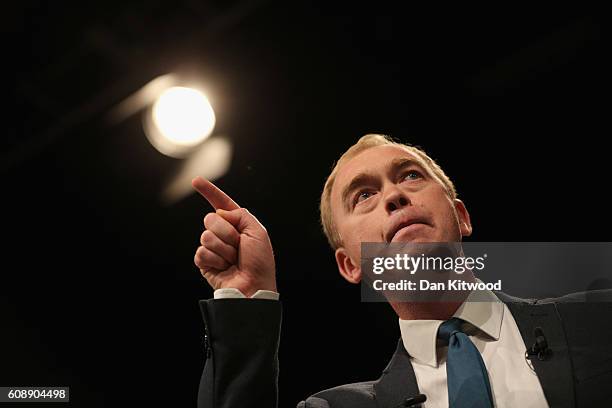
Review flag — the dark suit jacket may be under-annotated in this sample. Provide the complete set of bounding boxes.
[197,290,612,408]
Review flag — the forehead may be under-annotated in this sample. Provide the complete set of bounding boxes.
[331,145,424,202]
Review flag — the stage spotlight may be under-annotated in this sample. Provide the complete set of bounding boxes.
[144,86,216,158]
[108,74,232,196]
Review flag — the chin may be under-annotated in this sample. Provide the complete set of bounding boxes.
[392,224,434,243]
[395,237,435,244]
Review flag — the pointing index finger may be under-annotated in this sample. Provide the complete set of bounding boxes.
[192,176,240,211]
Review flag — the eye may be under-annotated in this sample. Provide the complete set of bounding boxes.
[355,190,376,205]
[402,170,423,181]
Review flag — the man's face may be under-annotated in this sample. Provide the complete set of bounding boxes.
[330,145,472,283]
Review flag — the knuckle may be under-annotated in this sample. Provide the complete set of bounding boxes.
[197,246,212,264]
[201,229,214,244]
[203,212,217,228]
[199,246,211,258]
[194,249,203,266]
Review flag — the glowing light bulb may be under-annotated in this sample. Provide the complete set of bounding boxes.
[151,86,216,147]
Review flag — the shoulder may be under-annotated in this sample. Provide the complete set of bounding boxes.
[495,289,612,304]
[534,288,612,304]
[496,289,612,327]
[298,381,376,408]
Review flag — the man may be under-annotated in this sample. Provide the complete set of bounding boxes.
[193,134,612,407]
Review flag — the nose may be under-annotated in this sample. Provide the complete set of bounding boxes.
[384,186,411,214]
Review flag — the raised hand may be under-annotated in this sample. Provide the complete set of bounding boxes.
[192,176,277,297]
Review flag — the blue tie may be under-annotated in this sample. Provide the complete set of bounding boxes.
[437,318,493,408]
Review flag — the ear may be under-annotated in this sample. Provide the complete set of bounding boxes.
[454,199,472,237]
[335,247,361,284]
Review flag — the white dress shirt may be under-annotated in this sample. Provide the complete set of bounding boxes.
[399,288,549,407]
[214,287,549,407]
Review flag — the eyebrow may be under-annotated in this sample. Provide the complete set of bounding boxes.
[340,157,424,211]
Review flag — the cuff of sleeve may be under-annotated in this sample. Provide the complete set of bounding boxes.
[214,288,280,300]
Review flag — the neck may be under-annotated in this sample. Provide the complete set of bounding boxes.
[390,299,464,320]
[390,271,476,320]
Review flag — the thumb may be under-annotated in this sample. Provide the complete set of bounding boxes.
[216,208,263,234]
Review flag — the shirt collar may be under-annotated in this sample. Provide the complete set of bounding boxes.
[398,284,504,367]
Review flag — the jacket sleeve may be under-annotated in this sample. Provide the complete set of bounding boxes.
[197,298,282,408]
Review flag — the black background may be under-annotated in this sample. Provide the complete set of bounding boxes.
[3,2,610,407]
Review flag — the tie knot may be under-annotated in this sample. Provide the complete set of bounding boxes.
[437,317,464,344]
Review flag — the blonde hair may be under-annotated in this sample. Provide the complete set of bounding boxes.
[319,134,457,250]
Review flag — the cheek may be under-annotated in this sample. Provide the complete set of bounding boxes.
[422,195,459,228]
[342,219,381,255]
[360,218,386,240]
[437,206,463,238]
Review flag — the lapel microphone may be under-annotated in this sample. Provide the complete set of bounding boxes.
[393,394,427,407]
[526,327,552,361]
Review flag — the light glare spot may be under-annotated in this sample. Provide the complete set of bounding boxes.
[152,87,215,146]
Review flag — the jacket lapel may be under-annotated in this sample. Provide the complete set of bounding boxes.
[498,292,576,408]
[373,338,421,408]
